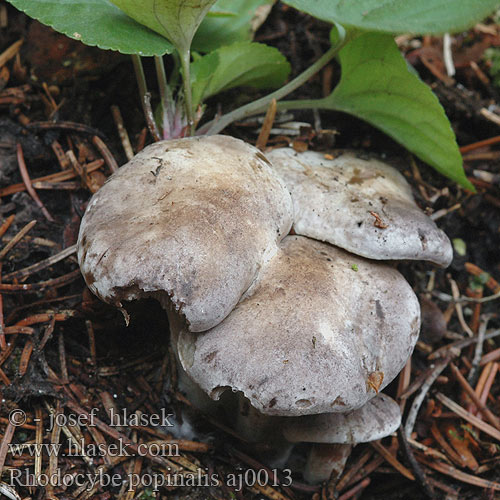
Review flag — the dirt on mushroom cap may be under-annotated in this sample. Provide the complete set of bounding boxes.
[177,235,421,416]
[266,148,453,267]
[77,135,293,332]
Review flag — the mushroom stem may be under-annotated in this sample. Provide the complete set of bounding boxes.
[176,359,219,414]
[235,394,293,468]
[235,394,275,442]
[167,309,219,414]
[304,443,353,485]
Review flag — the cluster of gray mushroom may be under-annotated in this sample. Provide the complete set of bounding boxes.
[77,135,453,484]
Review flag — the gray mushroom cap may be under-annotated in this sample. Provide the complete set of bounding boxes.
[77,135,293,332]
[283,393,401,444]
[266,148,453,267]
[177,235,420,416]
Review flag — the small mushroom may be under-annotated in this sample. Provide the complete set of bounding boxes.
[177,235,420,416]
[266,148,453,267]
[77,135,293,331]
[282,393,401,483]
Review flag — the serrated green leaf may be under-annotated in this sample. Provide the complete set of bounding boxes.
[323,33,472,189]
[109,0,216,53]
[4,0,173,56]
[193,0,274,53]
[283,0,500,35]
[191,41,290,109]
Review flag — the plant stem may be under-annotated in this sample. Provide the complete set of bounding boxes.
[179,49,194,136]
[154,56,172,110]
[132,55,162,141]
[170,51,181,90]
[202,44,342,136]
[142,92,162,142]
[131,55,150,126]
[276,97,329,111]
[154,56,172,139]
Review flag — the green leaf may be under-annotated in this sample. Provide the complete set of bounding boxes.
[191,42,290,110]
[323,33,472,189]
[283,0,500,35]
[109,0,216,53]
[4,0,173,56]
[193,0,274,53]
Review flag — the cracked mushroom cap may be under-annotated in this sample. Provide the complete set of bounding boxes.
[266,148,453,267]
[77,135,293,332]
[177,235,420,416]
[283,393,401,444]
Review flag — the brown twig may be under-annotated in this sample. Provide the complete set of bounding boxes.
[417,453,500,491]
[480,348,500,366]
[18,339,33,376]
[466,286,483,335]
[111,105,134,161]
[0,262,4,350]
[480,362,498,405]
[256,98,277,150]
[337,448,373,492]
[34,406,43,480]
[0,39,23,68]
[4,326,34,335]
[136,127,148,152]
[429,329,500,360]
[0,367,10,385]
[17,144,54,221]
[143,93,162,142]
[51,140,71,170]
[3,244,76,282]
[228,445,296,499]
[460,135,500,154]
[46,401,62,498]
[404,356,453,438]
[469,316,491,384]
[398,428,436,499]
[397,358,412,412]
[436,392,500,441]
[430,422,467,468]
[337,478,371,500]
[58,331,68,384]
[86,320,97,367]
[92,135,119,173]
[449,362,500,430]
[465,263,500,293]
[370,440,415,481]
[31,180,80,191]
[26,120,107,139]
[0,219,36,261]
[0,215,15,239]
[475,361,493,398]
[0,159,104,197]
[0,421,15,473]
[449,277,474,337]
[64,399,180,470]
[344,453,385,489]
[0,268,81,293]
[15,311,75,327]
